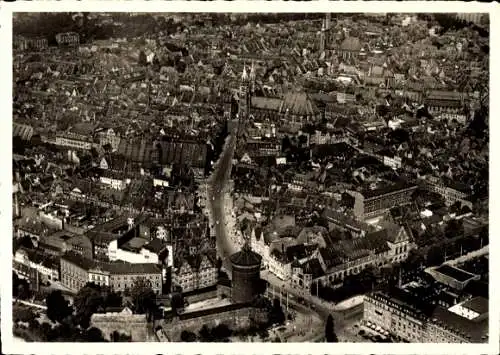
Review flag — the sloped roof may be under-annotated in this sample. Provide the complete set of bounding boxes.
[302,258,325,278]
[13,123,34,140]
[341,37,362,52]
[70,122,96,136]
[251,96,283,111]
[280,92,319,117]
[230,244,262,267]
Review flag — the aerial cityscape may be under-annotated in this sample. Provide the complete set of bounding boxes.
[11,12,489,343]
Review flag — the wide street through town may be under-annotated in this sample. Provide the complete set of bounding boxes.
[208,121,239,272]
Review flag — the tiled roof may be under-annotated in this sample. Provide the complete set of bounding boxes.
[280,92,319,117]
[251,96,282,111]
[341,37,362,52]
[154,140,208,168]
[18,247,59,269]
[86,230,120,244]
[230,244,262,267]
[117,138,154,163]
[13,123,34,140]
[302,258,325,279]
[107,261,161,275]
[142,238,167,254]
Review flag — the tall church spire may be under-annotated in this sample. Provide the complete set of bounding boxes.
[241,63,248,82]
[320,19,326,53]
[249,61,256,82]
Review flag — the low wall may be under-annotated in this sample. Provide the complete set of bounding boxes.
[164,305,268,341]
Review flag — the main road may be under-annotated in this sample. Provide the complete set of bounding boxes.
[207,120,239,272]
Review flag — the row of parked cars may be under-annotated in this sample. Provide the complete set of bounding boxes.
[357,329,393,343]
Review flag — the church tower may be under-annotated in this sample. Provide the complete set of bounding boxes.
[239,64,248,120]
[248,61,256,118]
[320,19,326,54]
[239,63,255,120]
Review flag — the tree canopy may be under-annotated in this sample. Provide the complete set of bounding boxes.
[325,314,338,342]
[46,290,73,324]
[130,278,157,320]
[73,283,104,328]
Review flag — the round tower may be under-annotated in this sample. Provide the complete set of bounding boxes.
[229,243,262,304]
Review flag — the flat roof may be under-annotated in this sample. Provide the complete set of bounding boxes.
[461,296,489,315]
[434,264,477,282]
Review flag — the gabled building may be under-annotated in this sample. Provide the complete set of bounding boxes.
[171,253,218,293]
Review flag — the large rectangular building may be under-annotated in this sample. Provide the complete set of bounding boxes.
[349,182,417,220]
[364,291,488,343]
[61,252,163,294]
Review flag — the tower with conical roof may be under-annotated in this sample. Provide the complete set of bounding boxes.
[241,64,248,82]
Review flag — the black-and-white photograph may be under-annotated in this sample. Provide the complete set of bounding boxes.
[10,11,489,345]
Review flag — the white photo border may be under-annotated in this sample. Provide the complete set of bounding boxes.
[1,1,498,355]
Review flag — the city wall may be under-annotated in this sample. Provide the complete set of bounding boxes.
[90,314,151,341]
[164,306,268,341]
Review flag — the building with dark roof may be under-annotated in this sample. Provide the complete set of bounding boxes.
[339,36,362,61]
[152,139,208,169]
[249,92,320,129]
[291,257,324,292]
[314,223,414,288]
[172,253,217,293]
[349,182,418,220]
[230,243,262,304]
[60,252,162,294]
[364,290,489,343]
[426,264,480,291]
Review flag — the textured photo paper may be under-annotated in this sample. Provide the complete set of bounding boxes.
[0,1,498,355]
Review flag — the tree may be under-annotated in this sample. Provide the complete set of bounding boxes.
[111,330,132,342]
[103,288,123,309]
[83,327,107,342]
[199,324,212,341]
[46,290,73,324]
[138,51,148,66]
[444,219,464,238]
[212,323,232,340]
[130,278,157,321]
[268,298,285,326]
[73,284,104,328]
[180,330,197,342]
[325,314,338,342]
[12,272,20,298]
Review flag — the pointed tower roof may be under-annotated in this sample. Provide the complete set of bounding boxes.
[241,64,248,81]
[249,61,256,81]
